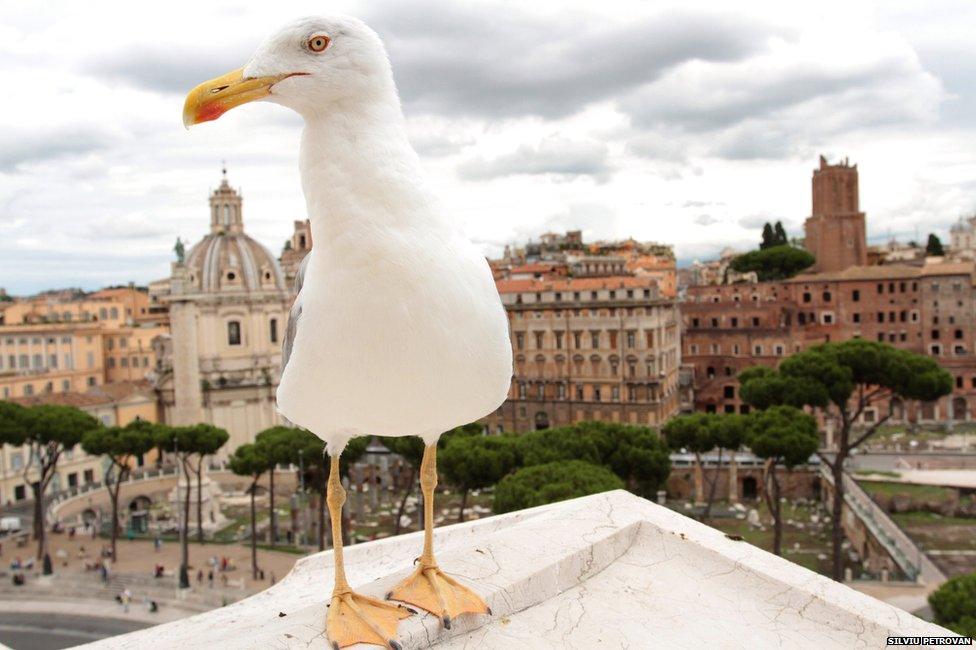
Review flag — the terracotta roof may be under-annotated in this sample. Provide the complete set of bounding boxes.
[790,265,921,282]
[919,262,975,277]
[12,392,115,408]
[510,262,564,274]
[88,380,155,401]
[10,380,155,409]
[496,276,657,293]
[792,262,974,283]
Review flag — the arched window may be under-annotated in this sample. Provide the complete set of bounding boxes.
[224,205,231,225]
[227,321,242,346]
[110,307,119,319]
[270,318,279,343]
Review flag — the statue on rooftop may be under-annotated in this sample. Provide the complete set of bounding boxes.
[174,237,185,264]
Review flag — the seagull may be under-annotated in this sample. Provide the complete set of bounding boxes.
[183,15,513,650]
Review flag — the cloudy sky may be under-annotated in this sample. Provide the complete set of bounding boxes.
[2,0,975,294]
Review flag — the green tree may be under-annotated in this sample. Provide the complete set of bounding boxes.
[926,233,945,256]
[745,406,819,555]
[494,460,623,513]
[184,424,229,543]
[81,419,155,561]
[382,436,426,535]
[773,221,789,246]
[21,405,101,560]
[439,435,519,521]
[662,413,716,512]
[155,425,202,589]
[0,401,30,447]
[228,443,271,580]
[515,422,671,498]
[730,245,815,281]
[711,413,749,506]
[928,573,976,638]
[739,340,952,580]
[254,426,298,546]
[760,222,776,250]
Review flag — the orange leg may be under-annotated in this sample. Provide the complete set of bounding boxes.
[325,454,412,649]
[386,444,490,629]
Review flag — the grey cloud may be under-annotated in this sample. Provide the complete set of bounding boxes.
[368,5,781,119]
[0,128,116,171]
[458,137,612,181]
[87,43,253,94]
[694,214,718,226]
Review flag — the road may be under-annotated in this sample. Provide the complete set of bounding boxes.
[0,612,149,650]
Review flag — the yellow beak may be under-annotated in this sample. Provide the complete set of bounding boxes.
[182,68,295,128]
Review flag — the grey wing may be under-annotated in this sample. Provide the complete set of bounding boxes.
[282,254,310,376]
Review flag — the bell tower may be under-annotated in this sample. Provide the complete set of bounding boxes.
[209,164,244,234]
[804,155,867,273]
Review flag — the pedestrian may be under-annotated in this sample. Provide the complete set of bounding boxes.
[154,535,161,552]
[197,569,203,583]
[121,588,131,613]
[270,572,276,585]
[207,570,213,587]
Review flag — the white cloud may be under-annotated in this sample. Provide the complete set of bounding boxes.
[0,0,973,293]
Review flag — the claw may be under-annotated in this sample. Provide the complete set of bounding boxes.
[442,615,452,630]
[389,641,402,650]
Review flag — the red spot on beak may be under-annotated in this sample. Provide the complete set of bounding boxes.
[196,102,227,125]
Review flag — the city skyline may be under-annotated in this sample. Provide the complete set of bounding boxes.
[3,0,976,294]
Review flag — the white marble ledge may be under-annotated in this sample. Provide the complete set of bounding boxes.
[78,490,957,649]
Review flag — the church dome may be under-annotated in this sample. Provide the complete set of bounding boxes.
[182,170,287,294]
[185,231,286,293]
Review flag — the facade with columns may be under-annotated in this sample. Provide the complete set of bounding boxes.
[151,172,292,456]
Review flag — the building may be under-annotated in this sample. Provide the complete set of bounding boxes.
[482,275,681,433]
[0,323,106,399]
[279,219,312,286]
[152,171,291,455]
[804,156,867,273]
[949,215,976,260]
[681,156,976,426]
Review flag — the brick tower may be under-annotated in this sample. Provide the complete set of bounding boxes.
[804,155,867,273]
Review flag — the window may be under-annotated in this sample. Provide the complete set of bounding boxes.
[270,318,278,343]
[593,386,601,402]
[852,289,860,302]
[591,332,600,348]
[877,283,883,294]
[228,321,242,346]
[853,313,861,323]
[731,317,738,327]
[23,384,33,396]
[723,386,734,399]
[754,345,763,355]
[692,318,700,328]
[823,313,834,325]
[823,291,831,302]
[932,330,940,340]
[555,331,564,349]
[626,331,636,348]
[802,292,811,303]
[955,329,964,340]
[752,317,760,327]
[774,345,784,356]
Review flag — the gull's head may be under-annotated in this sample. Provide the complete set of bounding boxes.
[183,15,393,128]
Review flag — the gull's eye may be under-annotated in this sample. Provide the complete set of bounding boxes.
[307,35,330,53]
